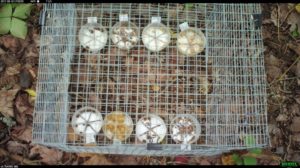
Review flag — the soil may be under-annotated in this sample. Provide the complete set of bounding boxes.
[0,3,300,165]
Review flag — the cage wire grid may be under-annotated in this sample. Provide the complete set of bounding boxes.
[32,3,269,156]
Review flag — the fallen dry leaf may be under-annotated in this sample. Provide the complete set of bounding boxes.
[290,103,300,116]
[264,54,283,68]
[265,65,283,83]
[199,159,211,165]
[77,152,96,158]
[83,154,114,165]
[67,126,80,143]
[221,155,235,165]
[30,145,63,165]
[270,4,300,32]
[12,125,32,143]
[0,35,22,53]
[15,92,33,114]
[24,44,39,59]
[296,61,300,86]
[0,89,19,118]
[290,117,300,133]
[5,63,21,76]
[7,141,28,155]
[113,156,139,165]
[276,114,288,122]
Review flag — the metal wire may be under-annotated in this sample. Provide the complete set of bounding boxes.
[32,3,269,156]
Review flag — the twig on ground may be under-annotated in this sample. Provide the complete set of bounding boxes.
[269,55,300,86]
[279,4,296,27]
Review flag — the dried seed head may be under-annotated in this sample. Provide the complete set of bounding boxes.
[136,114,167,143]
[103,111,133,141]
[142,23,171,52]
[177,28,206,56]
[78,23,108,52]
[170,114,200,144]
[111,21,139,50]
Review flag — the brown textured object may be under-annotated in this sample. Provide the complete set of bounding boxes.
[103,111,133,141]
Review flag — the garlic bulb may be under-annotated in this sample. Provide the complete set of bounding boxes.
[177,28,206,56]
[142,23,171,52]
[170,114,200,144]
[136,114,167,143]
[71,107,103,144]
[78,23,108,52]
[103,111,133,141]
[111,21,139,50]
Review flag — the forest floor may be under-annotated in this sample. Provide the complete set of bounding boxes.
[0,3,299,165]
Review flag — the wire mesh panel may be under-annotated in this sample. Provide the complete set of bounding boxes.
[32,3,269,156]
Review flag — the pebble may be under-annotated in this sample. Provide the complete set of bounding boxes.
[19,69,32,88]
[276,114,288,122]
[275,146,284,154]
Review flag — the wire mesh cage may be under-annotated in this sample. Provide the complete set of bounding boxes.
[32,3,269,156]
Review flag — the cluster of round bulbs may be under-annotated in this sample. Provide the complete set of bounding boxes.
[78,16,206,56]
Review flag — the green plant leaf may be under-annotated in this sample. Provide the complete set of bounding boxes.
[244,135,256,147]
[296,3,300,14]
[231,154,243,165]
[184,3,194,10]
[249,148,262,155]
[0,4,12,18]
[291,24,300,38]
[243,156,257,165]
[12,4,32,20]
[10,17,27,39]
[10,3,20,8]
[0,17,11,34]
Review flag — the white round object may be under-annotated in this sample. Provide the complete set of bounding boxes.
[78,23,108,52]
[170,114,200,144]
[177,28,206,56]
[111,21,139,50]
[71,106,103,144]
[103,111,133,141]
[136,114,167,143]
[142,23,171,52]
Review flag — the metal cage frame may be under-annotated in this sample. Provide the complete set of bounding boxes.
[32,3,269,156]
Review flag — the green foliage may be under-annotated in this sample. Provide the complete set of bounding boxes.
[291,24,300,38]
[11,17,28,39]
[231,153,243,165]
[296,3,300,14]
[184,3,194,10]
[0,4,33,39]
[244,135,256,147]
[243,156,257,165]
[231,148,262,165]
[249,148,262,155]
[0,18,11,34]
[0,4,12,17]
